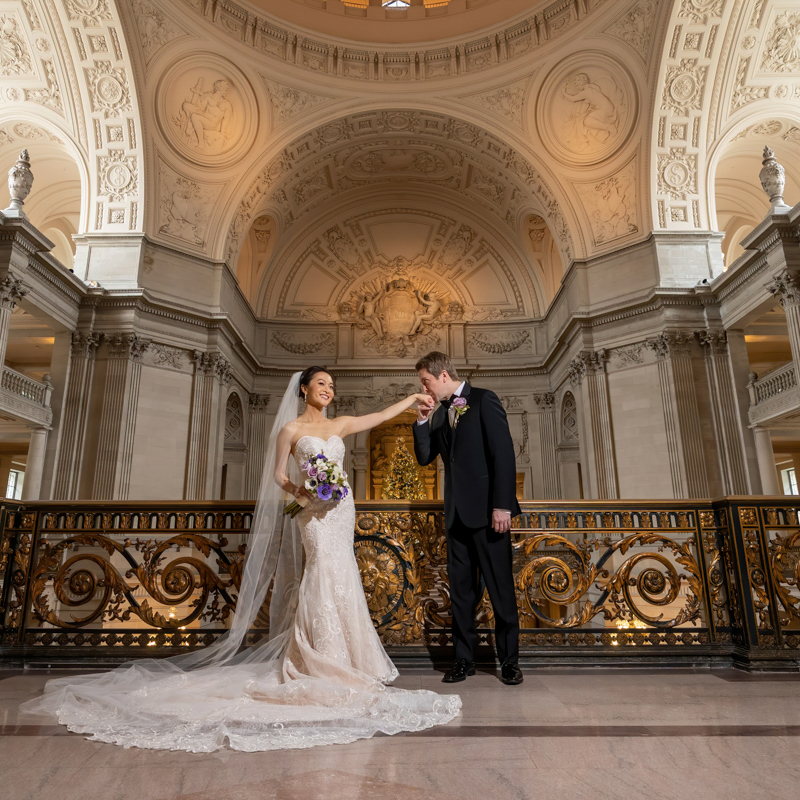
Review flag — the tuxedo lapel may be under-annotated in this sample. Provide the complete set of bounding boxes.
[449,383,471,458]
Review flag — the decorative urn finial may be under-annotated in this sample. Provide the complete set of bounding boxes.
[4,149,34,219]
[759,146,791,214]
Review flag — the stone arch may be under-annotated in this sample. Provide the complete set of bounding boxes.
[254,185,547,325]
[649,0,799,235]
[705,111,800,265]
[0,113,91,268]
[220,106,580,274]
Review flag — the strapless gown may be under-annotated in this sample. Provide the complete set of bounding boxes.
[26,435,461,752]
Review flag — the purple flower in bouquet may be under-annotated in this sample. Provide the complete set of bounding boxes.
[317,483,333,501]
[307,466,318,478]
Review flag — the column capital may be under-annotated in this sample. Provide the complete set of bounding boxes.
[647,332,694,360]
[248,393,270,412]
[533,392,556,410]
[107,332,151,360]
[696,329,728,356]
[71,330,103,358]
[766,271,800,308]
[568,349,607,386]
[192,351,234,385]
[0,275,27,310]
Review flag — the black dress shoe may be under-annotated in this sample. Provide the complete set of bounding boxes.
[500,663,523,685]
[442,659,476,683]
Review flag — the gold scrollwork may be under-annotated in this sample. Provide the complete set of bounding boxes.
[30,532,239,630]
[767,530,800,629]
[514,530,703,630]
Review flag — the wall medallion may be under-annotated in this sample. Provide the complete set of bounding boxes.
[156,54,257,167]
[536,53,638,166]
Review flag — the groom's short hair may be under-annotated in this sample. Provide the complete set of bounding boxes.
[416,351,459,381]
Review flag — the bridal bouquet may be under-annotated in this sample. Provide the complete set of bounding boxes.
[284,453,351,517]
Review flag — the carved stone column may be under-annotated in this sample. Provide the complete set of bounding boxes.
[697,330,749,494]
[533,393,560,499]
[752,426,781,495]
[766,271,800,376]
[185,352,232,500]
[244,394,270,500]
[568,350,618,499]
[91,334,150,500]
[21,427,48,500]
[52,331,103,499]
[646,333,708,498]
[0,276,27,367]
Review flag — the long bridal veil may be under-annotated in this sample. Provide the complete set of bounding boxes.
[21,375,308,736]
[21,372,461,751]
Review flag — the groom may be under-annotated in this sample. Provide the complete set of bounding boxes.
[413,351,522,685]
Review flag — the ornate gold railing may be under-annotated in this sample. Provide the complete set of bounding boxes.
[1,498,799,668]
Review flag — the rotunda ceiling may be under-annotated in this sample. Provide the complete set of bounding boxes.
[245,0,539,45]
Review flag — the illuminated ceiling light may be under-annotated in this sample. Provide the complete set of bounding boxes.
[383,1,411,7]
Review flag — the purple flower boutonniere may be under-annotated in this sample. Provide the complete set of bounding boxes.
[451,396,470,424]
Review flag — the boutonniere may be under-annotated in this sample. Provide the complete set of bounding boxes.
[451,396,470,422]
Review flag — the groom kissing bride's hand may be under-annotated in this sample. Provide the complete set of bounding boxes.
[413,351,523,687]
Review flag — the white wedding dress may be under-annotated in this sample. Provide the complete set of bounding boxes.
[25,434,461,752]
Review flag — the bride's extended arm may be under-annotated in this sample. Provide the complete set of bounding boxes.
[273,424,313,501]
[338,393,433,438]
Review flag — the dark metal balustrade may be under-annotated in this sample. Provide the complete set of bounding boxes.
[1,498,799,669]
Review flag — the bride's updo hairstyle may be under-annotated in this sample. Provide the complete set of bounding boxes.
[298,366,335,398]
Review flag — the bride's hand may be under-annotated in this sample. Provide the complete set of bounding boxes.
[293,485,314,501]
[414,393,434,420]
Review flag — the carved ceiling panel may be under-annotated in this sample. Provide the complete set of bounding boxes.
[260,204,542,349]
[225,108,576,270]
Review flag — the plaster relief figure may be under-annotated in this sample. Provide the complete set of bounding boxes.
[357,283,387,339]
[175,78,234,154]
[561,72,620,149]
[409,288,442,336]
[158,166,212,246]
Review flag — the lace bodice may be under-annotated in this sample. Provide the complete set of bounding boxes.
[294,434,346,471]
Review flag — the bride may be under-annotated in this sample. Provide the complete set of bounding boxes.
[22,368,461,752]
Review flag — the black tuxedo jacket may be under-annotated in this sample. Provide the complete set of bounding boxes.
[413,384,521,529]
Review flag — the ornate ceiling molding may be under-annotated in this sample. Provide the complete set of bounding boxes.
[224,108,576,269]
[174,0,614,84]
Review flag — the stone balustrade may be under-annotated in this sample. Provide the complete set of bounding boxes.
[748,362,800,425]
[1,367,51,406]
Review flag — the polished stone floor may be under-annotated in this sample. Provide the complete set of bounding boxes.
[3,666,800,800]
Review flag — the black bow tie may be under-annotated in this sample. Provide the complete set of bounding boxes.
[441,396,454,409]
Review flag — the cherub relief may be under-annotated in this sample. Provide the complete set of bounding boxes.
[357,282,387,339]
[409,288,442,336]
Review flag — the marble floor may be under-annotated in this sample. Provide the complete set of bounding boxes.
[2,666,800,800]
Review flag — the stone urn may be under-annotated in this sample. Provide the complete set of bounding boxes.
[759,146,791,214]
[4,149,33,218]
